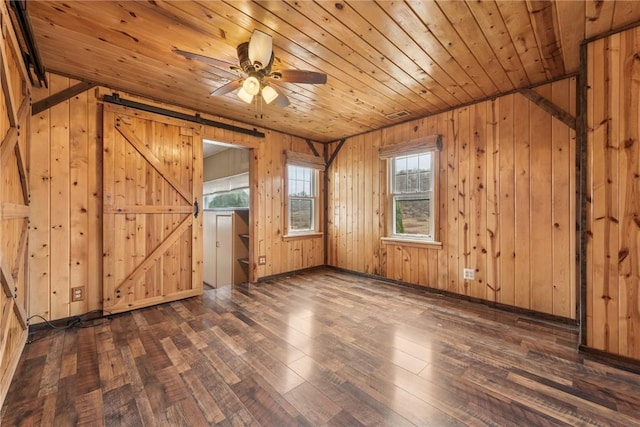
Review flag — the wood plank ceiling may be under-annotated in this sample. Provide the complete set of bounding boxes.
[26,1,640,143]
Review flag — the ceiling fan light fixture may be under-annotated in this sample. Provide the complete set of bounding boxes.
[248,30,272,70]
[261,85,279,104]
[242,75,261,96]
[237,87,254,104]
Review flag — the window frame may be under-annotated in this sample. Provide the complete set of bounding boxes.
[284,151,325,238]
[379,135,442,245]
[286,163,318,234]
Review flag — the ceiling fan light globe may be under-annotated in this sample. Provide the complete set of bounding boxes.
[243,75,261,96]
[262,85,279,104]
[237,87,254,104]
[248,30,273,71]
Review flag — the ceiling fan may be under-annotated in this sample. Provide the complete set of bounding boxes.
[174,30,327,108]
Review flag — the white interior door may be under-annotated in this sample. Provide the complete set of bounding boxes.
[203,211,216,286]
[215,214,233,286]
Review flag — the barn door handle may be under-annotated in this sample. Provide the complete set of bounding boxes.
[194,201,199,218]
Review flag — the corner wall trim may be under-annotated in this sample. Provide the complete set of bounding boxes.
[102,93,266,138]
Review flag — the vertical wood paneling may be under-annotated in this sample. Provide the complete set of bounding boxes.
[29,94,51,319]
[498,95,515,307]
[529,85,554,314]
[471,102,487,300]
[457,107,471,296]
[30,76,324,322]
[69,90,89,316]
[513,94,532,310]
[486,99,499,302]
[436,112,449,290]
[551,79,575,319]
[446,111,459,294]
[327,78,577,319]
[586,26,640,360]
[49,75,71,320]
[87,91,101,313]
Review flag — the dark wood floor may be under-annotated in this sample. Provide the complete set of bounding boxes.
[3,269,640,426]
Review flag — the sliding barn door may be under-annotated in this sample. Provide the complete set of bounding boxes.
[103,104,203,314]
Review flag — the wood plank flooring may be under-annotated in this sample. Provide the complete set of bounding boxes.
[3,268,640,426]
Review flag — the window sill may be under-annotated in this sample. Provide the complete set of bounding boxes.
[282,232,323,241]
[380,237,442,250]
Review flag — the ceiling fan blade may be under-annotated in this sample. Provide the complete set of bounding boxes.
[211,79,242,96]
[277,69,327,84]
[269,84,290,108]
[173,49,236,70]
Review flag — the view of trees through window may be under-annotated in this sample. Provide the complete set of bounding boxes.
[205,188,249,209]
[392,153,432,237]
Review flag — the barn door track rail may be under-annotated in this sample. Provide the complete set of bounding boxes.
[103,93,265,138]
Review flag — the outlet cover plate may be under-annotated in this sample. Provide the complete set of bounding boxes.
[463,268,475,280]
[258,256,266,265]
[71,286,84,302]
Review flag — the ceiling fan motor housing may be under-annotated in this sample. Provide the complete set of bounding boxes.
[236,42,252,73]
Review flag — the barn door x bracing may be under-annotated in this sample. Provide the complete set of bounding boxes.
[103,104,203,314]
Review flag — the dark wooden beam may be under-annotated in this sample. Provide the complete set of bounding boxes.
[32,81,96,115]
[326,138,347,169]
[578,42,588,347]
[323,143,329,265]
[520,88,576,130]
[305,139,321,158]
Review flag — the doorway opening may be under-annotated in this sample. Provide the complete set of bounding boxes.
[202,140,251,288]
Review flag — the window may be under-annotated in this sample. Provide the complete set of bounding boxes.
[203,172,250,209]
[391,153,433,239]
[287,164,317,233]
[205,188,249,209]
[379,134,441,243]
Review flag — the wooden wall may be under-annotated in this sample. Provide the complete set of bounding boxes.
[30,75,102,320]
[327,78,577,319]
[28,75,324,322]
[586,26,640,360]
[0,1,31,408]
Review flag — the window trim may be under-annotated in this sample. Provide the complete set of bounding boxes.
[380,135,442,244]
[284,161,321,237]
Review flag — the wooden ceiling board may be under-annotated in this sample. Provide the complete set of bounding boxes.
[376,0,486,102]
[434,0,514,92]
[260,1,440,113]
[464,0,530,88]
[495,0,549,83]
[526,0,565,78]
[347,0,469,106]
[312,1,450,110]
[585,0,617,38]
[406,0,502,96]
[554,0,586,73]
[23,0,640,143]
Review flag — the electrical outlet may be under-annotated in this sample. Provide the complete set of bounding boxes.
[71,286,84,302]
[463,268,475,281]
[258,256,266,265]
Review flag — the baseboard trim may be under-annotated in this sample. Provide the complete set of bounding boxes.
[579,345,640,375]
[28,309,110,333]
[256,265,327,283]
[327,265,579,325]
